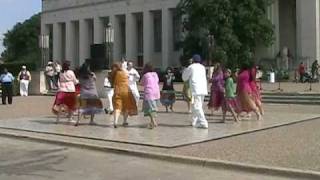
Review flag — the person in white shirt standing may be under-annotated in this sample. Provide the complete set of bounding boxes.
[18,66,32,96]
[182,54,209,129]
[127,61,140,106]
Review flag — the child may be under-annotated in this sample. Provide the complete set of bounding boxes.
[222,69,240,122]
[104,72,114,114]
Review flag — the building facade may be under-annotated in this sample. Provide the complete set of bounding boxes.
[41,0,320,70]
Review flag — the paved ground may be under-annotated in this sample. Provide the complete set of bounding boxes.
[1,96,320,173]
[0,136,312,180]
[0,106,317,148]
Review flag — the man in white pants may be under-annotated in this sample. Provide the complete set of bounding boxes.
[18,66,32,96]
[127,61,140,105]
[182,54,209,129]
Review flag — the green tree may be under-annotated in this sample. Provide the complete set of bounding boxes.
[1,14,40,65]
[177,0,275,68]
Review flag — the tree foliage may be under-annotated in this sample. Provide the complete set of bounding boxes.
[1,14,40,66]
[177,0,275,68]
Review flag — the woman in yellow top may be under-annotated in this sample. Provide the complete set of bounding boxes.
[111,63,138,128]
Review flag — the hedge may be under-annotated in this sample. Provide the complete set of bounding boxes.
[0,61,37,76]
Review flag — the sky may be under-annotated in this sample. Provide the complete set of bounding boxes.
[0,0,41,54]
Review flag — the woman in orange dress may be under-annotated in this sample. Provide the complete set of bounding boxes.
[111,63,138,128]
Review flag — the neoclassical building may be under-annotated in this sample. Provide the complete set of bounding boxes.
[41,0,320,69]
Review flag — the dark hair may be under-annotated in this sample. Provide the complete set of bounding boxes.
[166,67,173,73]
[62,61,71,72]
[79,63,92,79]
[110,63,122,86]
[143,63,154,74]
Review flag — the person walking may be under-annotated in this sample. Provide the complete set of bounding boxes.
[45,61,56,90]
[53,61,79,123]
[77,63,103,126]
[127,61,140,106]
[18,66,31,96]
[160,67,176,112]
[182,54,209,129]
[182,59,193,113]
[222,69,240,122]
[236,62,262,121]
[111,63,138,128]
[298,62,306,83]
[311,60,319,81]
[208,63,225,113]
[141,63,160,129]
[0,68,15,105]
[104,72,114,114]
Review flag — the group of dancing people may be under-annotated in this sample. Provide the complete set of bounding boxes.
[206,61,264,123]
[50,54,264,130]
[51,60,165,129]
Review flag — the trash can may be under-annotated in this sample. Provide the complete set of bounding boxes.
[269,72,275,83]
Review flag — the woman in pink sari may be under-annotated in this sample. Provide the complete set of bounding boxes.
[237,62,262,121]
[208,63,225,112]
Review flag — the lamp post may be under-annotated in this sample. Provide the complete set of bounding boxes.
[39,34,50,68]
[207,33,214,65]
[105,23,114,69]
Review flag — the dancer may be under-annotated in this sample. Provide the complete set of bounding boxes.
[76,63,103,126]
[18,66,31,96]
[141,63,160,129]
[127,61,140,106]
[222,69,240,122]
[53,61,79,123]
[182,54,209,129]
[104,72,114,114]
[182,59,193,113]
[111,63,138,128]
[160,67,176,112]
[236,62,262,121]
[250,66,264,116]
[208,63,225,113]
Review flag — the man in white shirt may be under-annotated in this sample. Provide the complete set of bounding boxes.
[127,61,140,105]
[182,54,209,129]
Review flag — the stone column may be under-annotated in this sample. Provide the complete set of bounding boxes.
[270,0,280,57]
[79,19,90,66]
[126,13,137,61]
[53,23,62,61]
[162,8,172,68]
[110,15,121,63]
[94,17,104,44]
[66,21,76,68]
[296,0,320,65]
[143,10,153,64]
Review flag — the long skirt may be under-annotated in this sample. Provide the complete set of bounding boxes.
[208,90,224,110]
[113,91,138,116]
[222,97,241,113]
[52,92,76,114]
[182,82,192,102]
[160,90,176,106]
[78,97,104,115]
[19,80,29,96]
[237,91,258,113]
[143,99,159,117]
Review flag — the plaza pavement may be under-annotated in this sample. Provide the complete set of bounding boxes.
[1,95,320,178]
